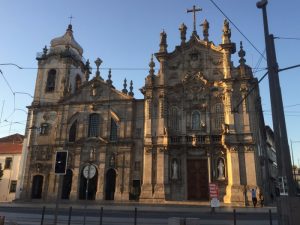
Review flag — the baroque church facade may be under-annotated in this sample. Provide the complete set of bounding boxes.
[20,14,268,204]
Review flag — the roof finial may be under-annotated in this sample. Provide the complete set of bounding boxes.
[187,5,202,35]
[94,57,103,80]
[128,80,134,97]
[84,59,91,82]
[106,68,113,86]
[201,19,209,41]
[159,30,168,53]
[68,15,74,25]
[179,23,187,45]
[43,45,48,56]
[149,54,155,76]
[238,41,246,65]
[122,78,128,94]
[222,19,231,44]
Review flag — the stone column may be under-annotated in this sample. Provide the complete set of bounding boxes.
[153,148,169,201]
[96,150,106,200]
[224,84,235,133]
[223,146,245,205]
[140,148,153,200]
[70,148,81,200]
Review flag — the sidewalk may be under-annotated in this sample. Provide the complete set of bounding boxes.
[0,200,277,213]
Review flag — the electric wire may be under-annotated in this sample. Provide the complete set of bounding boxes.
[274,37,300,41]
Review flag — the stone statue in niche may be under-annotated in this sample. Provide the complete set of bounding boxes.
[217,158,225,180]
[171,159,179,180]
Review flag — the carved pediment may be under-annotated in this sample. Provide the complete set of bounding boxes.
[182,72,209,102]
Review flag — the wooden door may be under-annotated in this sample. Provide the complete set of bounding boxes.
[187,159,209,200]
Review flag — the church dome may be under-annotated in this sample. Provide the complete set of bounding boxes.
[50,24,83,56]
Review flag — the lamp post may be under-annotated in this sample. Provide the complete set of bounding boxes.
[82,147,96,225]
[256,0,296,197]
[257,1,299,224]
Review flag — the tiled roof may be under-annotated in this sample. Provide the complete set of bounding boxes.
[0,133,24,143]
[0,143,23,154]
[0,133,24,154]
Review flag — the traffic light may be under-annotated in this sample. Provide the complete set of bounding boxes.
[55,151,68,175]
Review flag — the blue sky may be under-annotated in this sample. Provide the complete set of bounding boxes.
[0,0,300,165]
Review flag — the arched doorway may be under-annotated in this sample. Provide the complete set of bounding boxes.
[31,175,43,199]
[61,169,73,199]
[105,169,116,200]
[79,166,98,200]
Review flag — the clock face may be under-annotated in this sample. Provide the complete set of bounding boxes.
[83,165,96,179]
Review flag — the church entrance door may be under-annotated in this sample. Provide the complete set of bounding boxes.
[79,168,98,200]
[105,169,116,200]
[31,175,43,199]
[61,169,72,199]
[187,159,209,200]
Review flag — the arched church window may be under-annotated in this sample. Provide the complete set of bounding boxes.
[46,69,56,92]
[110,118,118,141]
[214,103,224,130]
[191,111,200,130]
[170,107,179,130]
[75,74,82,91]
[88,113,100,137]
[69,120,77,142]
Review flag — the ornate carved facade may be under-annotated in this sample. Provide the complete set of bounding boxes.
[20,16,267,205]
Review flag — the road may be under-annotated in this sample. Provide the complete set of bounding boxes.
[0,203,278,225]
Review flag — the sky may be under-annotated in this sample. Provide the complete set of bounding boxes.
[0,0,300,165]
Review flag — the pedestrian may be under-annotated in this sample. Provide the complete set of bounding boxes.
[251,188,257,207]
[259,191,264,207]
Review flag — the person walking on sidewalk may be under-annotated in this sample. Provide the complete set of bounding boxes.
[251,188,257,207]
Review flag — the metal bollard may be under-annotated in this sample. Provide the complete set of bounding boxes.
[99,207,103,225]
[233,209,237,225]
[269,209,273,225]
[68,206,72,225]
[134,207,137,225]
[40,206,45,225]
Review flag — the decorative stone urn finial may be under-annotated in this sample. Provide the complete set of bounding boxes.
[122,78,128,94]
[149,54,155,76]
[128,80,134,97]
[238,41,246,65]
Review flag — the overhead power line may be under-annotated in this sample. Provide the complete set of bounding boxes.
[274,37,300,41]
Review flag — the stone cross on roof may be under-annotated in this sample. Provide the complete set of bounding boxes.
[187,5,202,34]
[68,15,74,25]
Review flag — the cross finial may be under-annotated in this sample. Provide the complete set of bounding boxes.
[68,15,74,25]
[187,5,202,34]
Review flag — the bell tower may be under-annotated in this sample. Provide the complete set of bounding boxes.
[33,24,87,105]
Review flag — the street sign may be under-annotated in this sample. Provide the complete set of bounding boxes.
[209,183,220,208]
[211,197,220,207]
[209,183,219,198]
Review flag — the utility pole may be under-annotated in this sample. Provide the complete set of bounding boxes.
[257,1,299,224]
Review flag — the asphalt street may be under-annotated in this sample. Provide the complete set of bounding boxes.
[0,203,278,225]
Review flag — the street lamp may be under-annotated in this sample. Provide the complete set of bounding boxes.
[257,1,299,225]
[82,147,97,225]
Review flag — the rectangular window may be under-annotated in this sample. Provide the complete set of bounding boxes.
[40,123,49,135]
[9,180,17,193]
[88,114,100,137]
[4,157,12,169]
